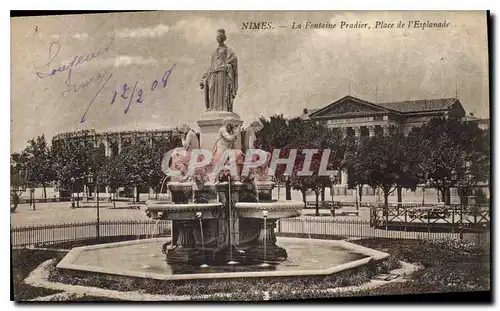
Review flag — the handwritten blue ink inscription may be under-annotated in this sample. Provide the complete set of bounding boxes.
[35,37,114,79]
[34,37,175,123]
[110,63,176,115]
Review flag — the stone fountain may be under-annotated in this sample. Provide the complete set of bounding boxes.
[55,30,391,286]
[145,119,304,266]
[144,28,303,267]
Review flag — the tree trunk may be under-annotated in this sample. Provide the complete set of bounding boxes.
[358,185,363,202]
[135,186,140,203]
[10,192,20,213]
[301,189,306,205]
[43,185,47,198]
[458,187,467,206]
[383,190,389,229]
[315,190,320,216]
[397,186,402,208]
[32,188,36,210]
[321,186,325,202]
[285,181,291,200]
[440,187,447,204]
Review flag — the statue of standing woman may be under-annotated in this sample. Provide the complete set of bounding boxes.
[200,29,238,112]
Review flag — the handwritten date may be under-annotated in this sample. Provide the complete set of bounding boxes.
[110,63,176,115]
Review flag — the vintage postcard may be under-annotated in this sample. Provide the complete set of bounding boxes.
[10,11,490,302]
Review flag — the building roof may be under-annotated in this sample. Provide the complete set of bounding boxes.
[300,108,319,120]
[307,95,461,119]
[377,98,458,113]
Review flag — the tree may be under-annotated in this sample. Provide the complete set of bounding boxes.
[350,127,412,208]
[88,141,108,198]
[256,114,296,200]
[22,135,55,198]
[255,114,292,152]
[288,121,344,216]
[290,150,332,216]
[100,154,124,207]
[256,115,345,206]
[99,134,178,203]
[10,152,28,213]
[145,142,166,199]
[394,130,422,206]
[108,138,161,203]
[51,137,96,195]
[344,135,369,205]
[418,118,489,205]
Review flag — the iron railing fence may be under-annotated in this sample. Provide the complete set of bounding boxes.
[369,205,490,227]
[16,197,145,204]
[11,210,490,249]
[11,220,171,247]
[276,217,490,246]
[304,200,490,209]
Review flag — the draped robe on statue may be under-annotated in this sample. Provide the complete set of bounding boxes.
[201,44,238,112]
[169,130,200,180]
[211,126,244,178]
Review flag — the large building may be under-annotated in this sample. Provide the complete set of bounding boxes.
[300,95,471,137]
[300,95,489,202]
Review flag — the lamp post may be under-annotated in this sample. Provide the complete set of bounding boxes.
[75,177,80,208]
[283,172,290,201]
[31,188,36,211]
[96,175,100,238]
[29,186,32,207]
[447,171,457,206]
[355,184,359,210]
[88,173,99,238]
[329,175,338,216]
[422,177,433,206]
[70,177,75,208]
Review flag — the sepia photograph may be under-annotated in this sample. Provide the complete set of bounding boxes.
[10,10,491,302]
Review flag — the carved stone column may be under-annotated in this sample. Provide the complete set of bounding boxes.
[118,134,122,154]
[340,126,348,138]
[341,169,349,185]
[354,127,361,138]
[368,126,375,137]
[382,125,389,136]
[104,137,111,157]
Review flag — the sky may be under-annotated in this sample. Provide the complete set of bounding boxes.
[10,11,489,152]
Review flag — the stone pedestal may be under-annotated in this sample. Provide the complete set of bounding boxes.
[166,219,222,264]
[197,111,243,150]
[243,219,287,262]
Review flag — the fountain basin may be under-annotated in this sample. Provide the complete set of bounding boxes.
[167,181,197,192]
[234,200,303,219]
[56,237,389,281]
[253,180,275,192]
[204,181,245,192]
[145,201,223,220]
